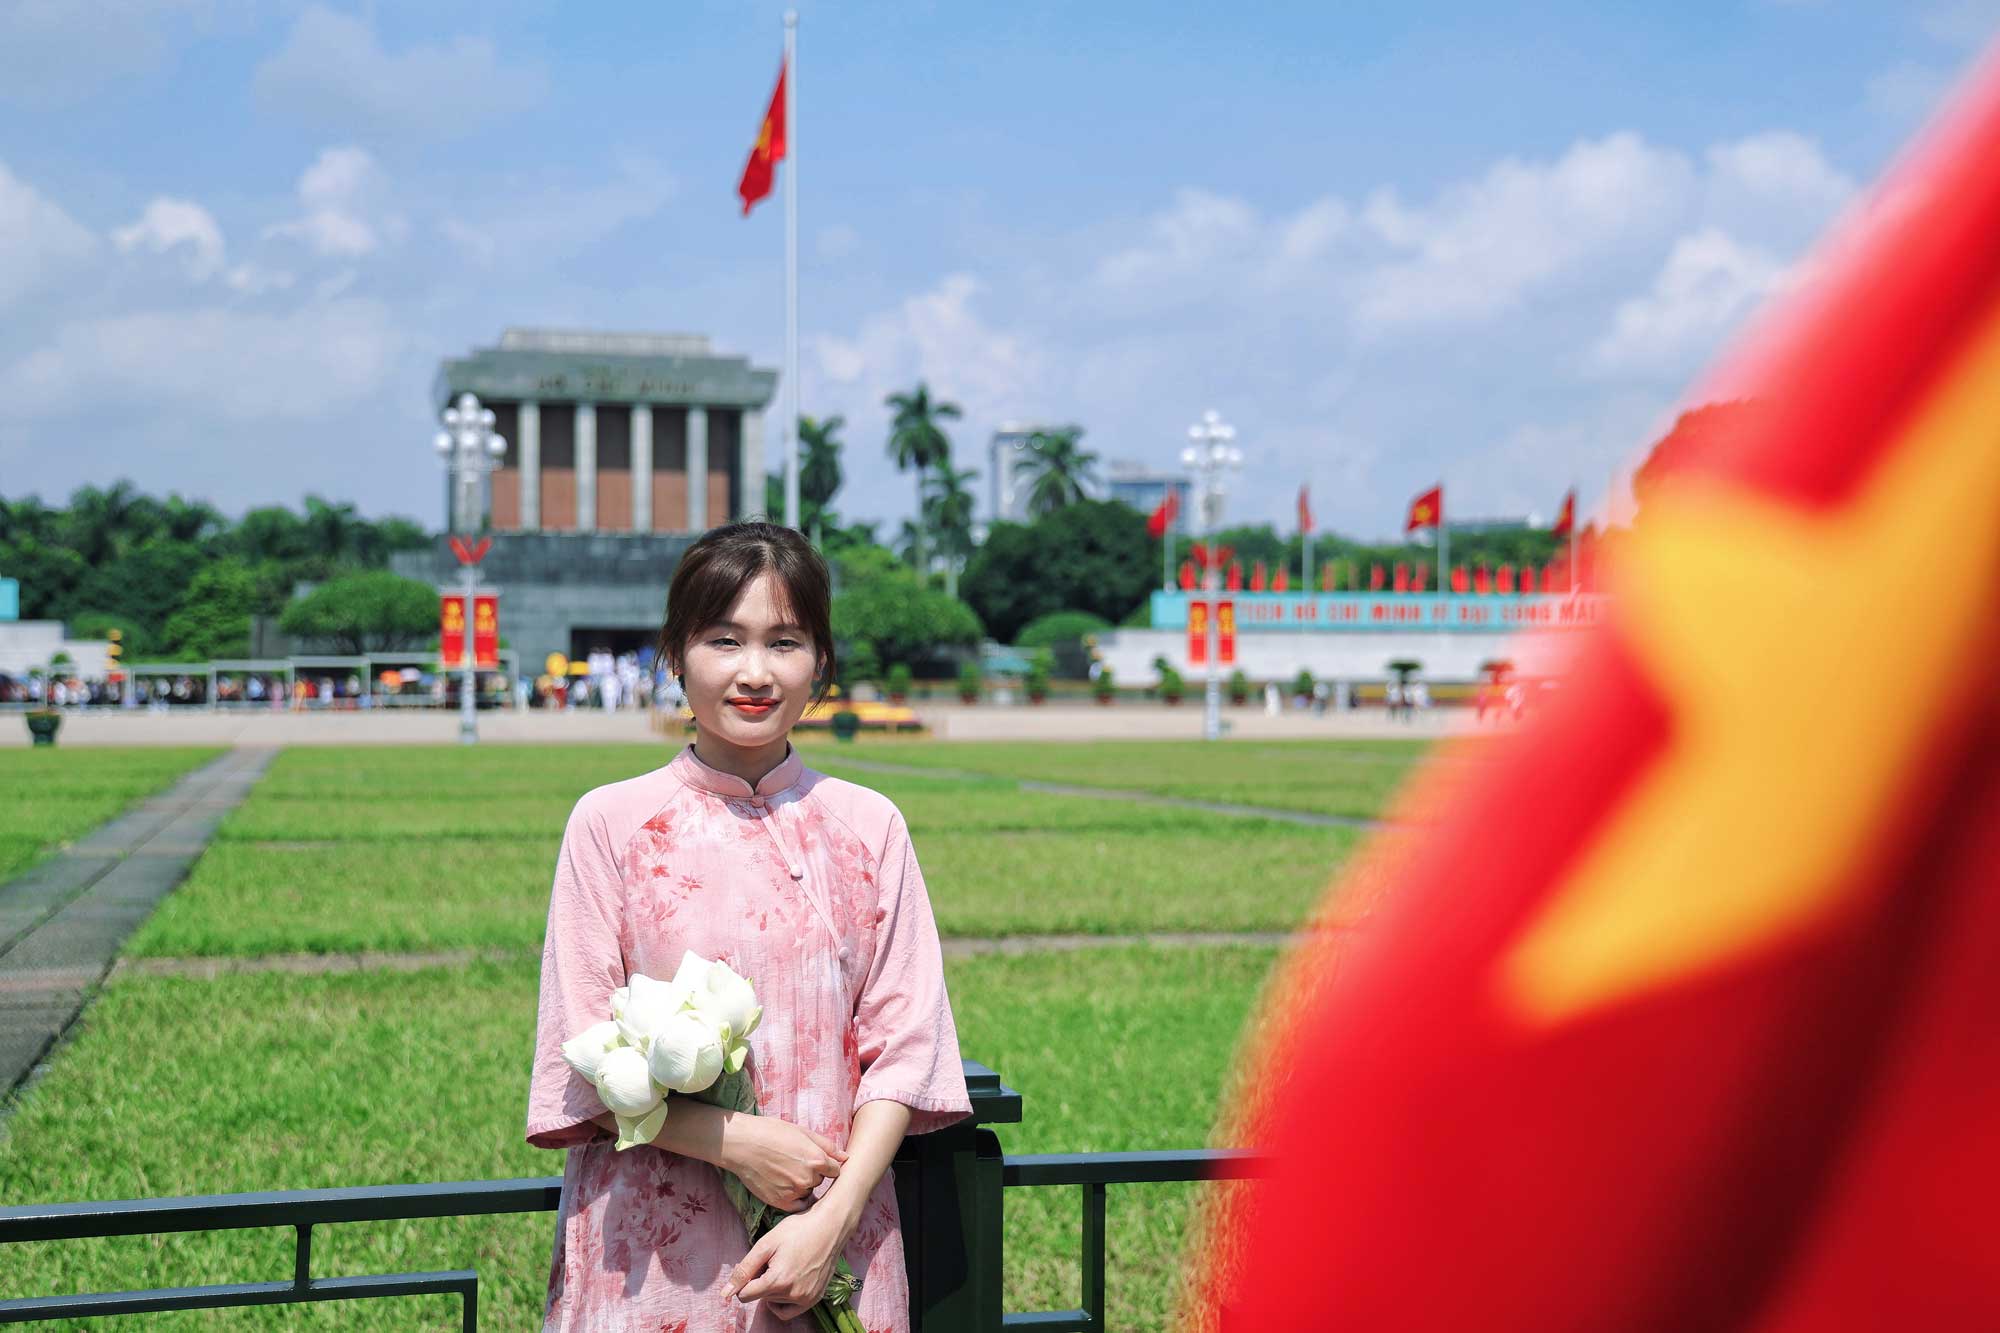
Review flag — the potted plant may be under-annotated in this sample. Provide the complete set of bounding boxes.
[26,656,69,746]
[1227,668,1250,706]
[1291,667,1315,703]
[1093,667,1116,706]
[1025,663,1050,705]
[1160,666,1186,705]
[956,659,981,704]
[830,709,862,742]
[885,663,913,704]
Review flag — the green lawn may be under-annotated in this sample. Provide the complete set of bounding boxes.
[0,747,222,879]
[129,747,1357,954]
[0,946,1277,1331]
[0,740,1401,1329]
[804,737,1438,820]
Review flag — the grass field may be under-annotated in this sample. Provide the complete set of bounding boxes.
[0,746,221,879]
[804,737,1436,820]
[2,738,1414,1330]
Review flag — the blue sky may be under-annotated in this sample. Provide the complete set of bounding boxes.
[1,0,1992,539]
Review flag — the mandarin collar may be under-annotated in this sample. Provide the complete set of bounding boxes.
[669,743,804,800]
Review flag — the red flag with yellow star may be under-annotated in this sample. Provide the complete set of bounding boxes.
[738,61,787,216]
[1196,45,2000,1333]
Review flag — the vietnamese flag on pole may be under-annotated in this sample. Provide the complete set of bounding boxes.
[738,61,788,215]
[1551,487,1577,539]
[1147,489,1180,538]
[1196,43,2000,1333]
[1405,484,1442,532]
[1297,484,1313,534]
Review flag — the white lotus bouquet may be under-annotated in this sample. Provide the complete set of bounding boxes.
[561,951,864,1333]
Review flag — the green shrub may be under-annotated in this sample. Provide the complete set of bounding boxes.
[1291,668,1315,698]
[1227,668,1250,702]
[886,663,914,697]
[1093,668,1116,701]
[1160,667,1186,702]
[957,659,982,699]
[1016,609,1113,650]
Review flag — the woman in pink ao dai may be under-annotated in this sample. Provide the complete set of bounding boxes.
[526,522,971,1331]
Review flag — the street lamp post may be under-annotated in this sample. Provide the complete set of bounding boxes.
[1181,409,1241,743]
[435,392,507,746]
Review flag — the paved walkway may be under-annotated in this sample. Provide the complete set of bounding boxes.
[818,755,1390,829]
[0,748,274,1100]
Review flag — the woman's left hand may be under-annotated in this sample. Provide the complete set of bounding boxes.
[724,1204,851,1321]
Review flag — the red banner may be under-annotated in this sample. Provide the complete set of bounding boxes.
[1217,600,1237,665]
[439,594,466,669]
[1187,599,1209,665]
[473,593,499,670]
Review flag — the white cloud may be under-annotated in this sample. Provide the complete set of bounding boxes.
[2,298,409,420]
[0,161,96,306]
[1353,132,1695,332]
[253,5,547,143]
[1590,228,1793,375]
[112,197,225,280]
[1865,60,1958,124]
[1703,131,1855,223]
[1095,188,1261,288]
[815,224,860,262]
[266,146,397,258]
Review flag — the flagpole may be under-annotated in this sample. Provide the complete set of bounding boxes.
[1569,481,1579,595]
[1436,478,1447,596]
[781,10,800,530]
[1301,485,1313,594]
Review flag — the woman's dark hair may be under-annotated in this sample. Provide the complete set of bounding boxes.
[656,522,837,702]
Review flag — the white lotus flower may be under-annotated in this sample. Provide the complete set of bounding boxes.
[560,1020,624,1083]
[671,950,714,994]
[615,1099,669,1152]
[646,1010,726,1094]
[690,958,762,1047]
[613,973,693,1052]
[595,1045,663,1117]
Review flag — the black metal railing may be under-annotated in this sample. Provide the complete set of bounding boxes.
[0,1061,1267,1331]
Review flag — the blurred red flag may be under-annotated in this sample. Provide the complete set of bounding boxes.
[1225,562,1242,592]
[1297,484,1314,534]
[1474,564,1492,593]
[1412,563,1429,592]
[1178,561,1196,591]
[1198,47,2000,1333]
[1392,562,1410,592]
[1369,562,1385,591]
[1552,488,1577,539]
[1321,561,1336,591]
[738,62,787,215]
[1449,564,1470,593]
[1405,484,1442,532]
[1272,566,1289,592]
[1250,560,1267,591]
[1521,564,1539,594]
[1148,490,1180,538]
[1497,563,1516,593]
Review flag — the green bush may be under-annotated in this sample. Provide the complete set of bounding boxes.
[1016,609,1113,650]
[1227,668,1250,703]
[886,663,914,697]
[957,659,982,699]
[1292,668,1315,698]
[1025,664,1051,700]
[1160,666,1186,702]
[1093,668,1116,701]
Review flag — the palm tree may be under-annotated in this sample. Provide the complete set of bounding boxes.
[923,464,979,600]
[799,414,845,547]
[1022,427,1099,516]
[884,383,961,574]
[303,495,363,565]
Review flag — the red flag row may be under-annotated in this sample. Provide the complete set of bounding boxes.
[1180,557,1598,594]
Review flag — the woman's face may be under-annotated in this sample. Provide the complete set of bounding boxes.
[678,571,818,762]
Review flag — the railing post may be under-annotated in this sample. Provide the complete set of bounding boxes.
[897,1059,1020,1333]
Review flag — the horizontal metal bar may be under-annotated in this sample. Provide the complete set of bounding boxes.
[1002,1310,1092,1330]
[0,1178,561,1244]
[0,1270,476,1323]
[1003,1149,1269,1187]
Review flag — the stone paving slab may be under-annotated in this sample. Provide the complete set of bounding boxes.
[0,747,275,1102]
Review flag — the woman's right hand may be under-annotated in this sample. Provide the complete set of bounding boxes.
[721,1115,848,1214]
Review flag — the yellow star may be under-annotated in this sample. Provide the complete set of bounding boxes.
[1502,307,2000,1023]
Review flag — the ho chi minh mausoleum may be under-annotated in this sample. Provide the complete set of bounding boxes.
[391,328,778,672]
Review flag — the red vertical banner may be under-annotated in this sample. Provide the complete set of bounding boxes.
[1187,600,1209,665]
[439,594,466,669]
[1217,600,1237,665]
[473,593,499,669]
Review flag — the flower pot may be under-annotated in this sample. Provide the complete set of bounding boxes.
[1229,693,1248,706]
[1163,695,1184,706]
[888,692,908,705]
[1028,692,1047,706]
[26,711,61,746]
[1094,694,1114,706]
[829,710,861,742]
[958,692,978,705]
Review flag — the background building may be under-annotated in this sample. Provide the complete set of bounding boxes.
[433,329,777,535]
[1103,459,1192,530]
[394,328,778,673]
[988,422,1083,523]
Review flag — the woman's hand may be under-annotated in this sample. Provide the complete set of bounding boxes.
[724,1207,851,1321]
[720,1114,848,1215]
